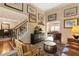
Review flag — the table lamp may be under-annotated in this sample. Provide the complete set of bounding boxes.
[72,26,79,39]
[46,36,54,41]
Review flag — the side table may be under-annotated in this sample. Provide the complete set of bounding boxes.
[44,41,57,54]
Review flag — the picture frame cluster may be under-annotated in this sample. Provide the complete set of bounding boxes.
[64,6,78,28]
[47,6,78,29]
[4,3,45,26]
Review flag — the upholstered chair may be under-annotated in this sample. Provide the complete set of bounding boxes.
[15,39,40,56]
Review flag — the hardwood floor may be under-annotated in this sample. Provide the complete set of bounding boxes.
[0,38,11,54]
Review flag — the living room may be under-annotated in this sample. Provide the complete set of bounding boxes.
[0,3,79,56]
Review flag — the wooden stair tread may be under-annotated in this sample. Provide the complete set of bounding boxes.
[70,42,79,45]
[64,49,79,56]
[64,38,79,56]
[68,44,79,50]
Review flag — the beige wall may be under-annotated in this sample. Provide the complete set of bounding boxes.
[46,3,79,44]
[0,3,46,43]
[1,3,78,44]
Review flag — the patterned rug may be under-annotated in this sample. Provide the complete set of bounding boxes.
[32,41,65,56]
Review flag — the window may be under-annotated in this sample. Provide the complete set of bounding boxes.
[51,22,60,32]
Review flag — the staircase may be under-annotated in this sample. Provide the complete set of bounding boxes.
[61,38,79,56]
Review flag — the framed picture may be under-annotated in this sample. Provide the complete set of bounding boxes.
[1,23,10,29]
[27,5,37,15]
[64,7,77,17]
[4,3,23,11]
[64,19,77,28]
[48,14,56,21]
[38,13,44,25]
[29,13,37,23]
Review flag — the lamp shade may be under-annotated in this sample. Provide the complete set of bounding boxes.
[46,36,54,41]
[72,26,79,36]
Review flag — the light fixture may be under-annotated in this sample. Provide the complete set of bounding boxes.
[0,18,18,23]
[2,22,10,24]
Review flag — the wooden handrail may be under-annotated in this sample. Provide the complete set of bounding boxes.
[13,20,28,29]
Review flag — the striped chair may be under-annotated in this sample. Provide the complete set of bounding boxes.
[15,39,40,56]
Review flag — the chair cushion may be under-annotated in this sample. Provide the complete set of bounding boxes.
[22,44,28,53]
[23,51,32,56]
[22,43,34,53]
[15,39,23,56]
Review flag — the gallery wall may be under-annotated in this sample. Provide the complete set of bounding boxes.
[46,3,79,44]
[0,3,46,43]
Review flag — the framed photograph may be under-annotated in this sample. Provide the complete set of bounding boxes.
[64,7,77,17]
[1,23,10,29]
[64,19,77,28]
[4,3,23,11]
[27,5,37,15]
[29,13,37,23]
[38,13,44,25]
[48,14,56,21]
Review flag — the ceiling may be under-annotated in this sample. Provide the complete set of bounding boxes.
[0,7,27,29]
[0,7,27,22]
[32,3,65,11]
